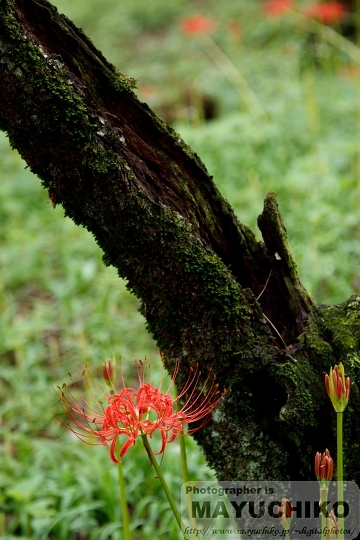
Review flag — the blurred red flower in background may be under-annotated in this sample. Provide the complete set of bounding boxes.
[303,2,345,24]
[263,0,293,16]
[180,14,216,35]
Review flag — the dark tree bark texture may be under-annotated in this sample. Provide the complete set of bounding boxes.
[1,0,360,483]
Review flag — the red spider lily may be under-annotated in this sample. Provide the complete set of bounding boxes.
[303,2,345,24]
[325,363,350,412]
[263,0,293,16]
[57,360,225,463]
[315,448,334,482]
[180,14,216,35]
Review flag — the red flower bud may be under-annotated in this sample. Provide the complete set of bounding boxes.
[325,363,350,413]
[103,360,114,382]
[315,449,333,482]
[278,498,293,530]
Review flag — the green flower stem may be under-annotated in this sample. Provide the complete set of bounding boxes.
[178,429,189,484]
[280,523,291,540]
[0,512,4,537]
[320,487,328,540]
[117,444,131,540]
[174,389,190,485]
[177,410,199,538]
[141,434,187,536]
[337,412,344,540]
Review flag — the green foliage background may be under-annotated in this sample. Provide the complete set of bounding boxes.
[1,0,360,538]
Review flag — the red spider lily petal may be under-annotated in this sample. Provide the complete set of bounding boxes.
[110,437,118,463]
[283,499,292,519]
[324,373,330,397]
[320,455,333,481]
[155,429,168,456]
[180,14,216,35]
[119,437,137,459]
[333,368,340,399]
[110,435,137,463]
[57,361,226,462]
[263,0,293,16]
[336,371,344,400]
[303,3,345,24]
[346,376,351,399]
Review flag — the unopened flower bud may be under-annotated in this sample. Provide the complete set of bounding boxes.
[103,360,114,383]
[315,448,333,483]
[325,363,350,413]
[278,498,292,531]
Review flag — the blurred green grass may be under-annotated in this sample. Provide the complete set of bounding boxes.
[1,0,360,538]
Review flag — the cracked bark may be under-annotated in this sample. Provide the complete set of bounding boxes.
[1,0,360,483]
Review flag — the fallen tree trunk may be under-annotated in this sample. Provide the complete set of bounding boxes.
[1,0,360,482]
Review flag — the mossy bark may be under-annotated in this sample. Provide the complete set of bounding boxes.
[1,0,360,483]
